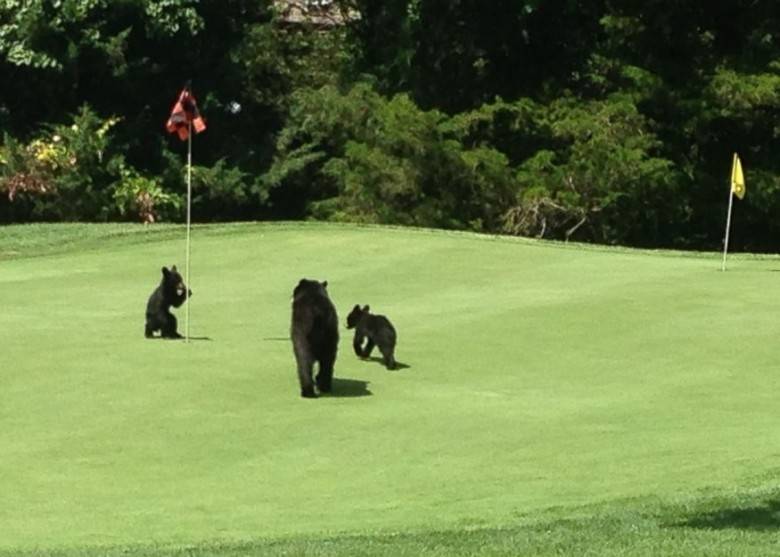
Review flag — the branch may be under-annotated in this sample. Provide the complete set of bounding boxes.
[565,213,587,242]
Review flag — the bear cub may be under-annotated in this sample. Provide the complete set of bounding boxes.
[145,265,191,339]
[346,305,397,370]
[290,279,339,398]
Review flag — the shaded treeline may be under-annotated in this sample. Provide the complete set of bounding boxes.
[1,0,778,250]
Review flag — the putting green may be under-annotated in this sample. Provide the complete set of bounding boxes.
[0,223,778,552]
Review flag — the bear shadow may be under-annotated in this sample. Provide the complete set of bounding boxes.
[326,378,373,398]
[672,499,780,531]
[366,356,411,370]
[149,335,212,341]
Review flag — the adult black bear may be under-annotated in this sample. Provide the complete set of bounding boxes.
[346,305,397,370]
[145,265,191,339]
[290,279,339,398]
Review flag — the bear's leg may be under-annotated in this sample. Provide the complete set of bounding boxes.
[293,339,317,398]
[360,338,375,358]
[352,333,366,357]
[161,312,182,339]
[316,353,335,394]
[379,344,396,370]
[145,316,156,338]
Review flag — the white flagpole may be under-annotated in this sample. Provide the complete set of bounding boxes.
[721,154,736,272]
[185,120,192,341]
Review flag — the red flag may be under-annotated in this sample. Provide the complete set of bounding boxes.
[166,87,206,141]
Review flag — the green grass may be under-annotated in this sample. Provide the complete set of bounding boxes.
[1,222,779,556]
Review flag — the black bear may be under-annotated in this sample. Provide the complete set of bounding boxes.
[145,265,191,339]
[346,305,397,370]
[290,279,339,398]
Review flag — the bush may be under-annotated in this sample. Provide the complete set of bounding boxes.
[0,133,57,222]
[502,94,685,245]
[266,83,516,231]
[113,166,181,223]
[189,159,261,221]
[0,106,123,221]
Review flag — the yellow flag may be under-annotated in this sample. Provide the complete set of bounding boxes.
[731,153,745,199]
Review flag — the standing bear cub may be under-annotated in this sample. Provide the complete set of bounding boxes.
[346,305,397,370]
[145,265,191,339]
[291,279,339,398]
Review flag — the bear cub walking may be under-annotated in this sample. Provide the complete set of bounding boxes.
[145,265,191,338]
[346,305,397,370]
[291,279,339,398]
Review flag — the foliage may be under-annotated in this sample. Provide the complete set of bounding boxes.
[234,20,351,112]
[0,106,123,220]
[0,133,57,201]
[267,84,515,231]
[188,158,261,220]
[709,68,780,116]
[504,95,684,245]
[0,0,204,70]
[113,165,181,223]
[0,0,779,250]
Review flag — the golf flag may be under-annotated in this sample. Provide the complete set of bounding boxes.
[165,85,206,341]
[722,152,745,271]
[166,87,206,141]
[731,153,745,199]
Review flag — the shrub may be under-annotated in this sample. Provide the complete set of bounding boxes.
[113,166,181,223]
[0,106,124,221]
[266,83,516,231]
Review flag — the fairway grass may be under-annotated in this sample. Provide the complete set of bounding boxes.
[1,222,778,555]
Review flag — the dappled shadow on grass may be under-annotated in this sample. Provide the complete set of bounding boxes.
[675,499,780,531]
[366,356,411,370]
[326,377,372,398]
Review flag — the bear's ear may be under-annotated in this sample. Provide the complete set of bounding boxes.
[171,265,178,272]
[352,304,360,312]
[322,280,328,288]
[363,305,370,312]
[161,266,170,276]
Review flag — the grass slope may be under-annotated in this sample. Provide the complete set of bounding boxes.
[0,222,778,555]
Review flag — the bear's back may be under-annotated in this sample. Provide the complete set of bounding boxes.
[291,280,338,336]
[366,313,395,339]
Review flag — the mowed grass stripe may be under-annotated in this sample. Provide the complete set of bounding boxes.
[0,223,778,553]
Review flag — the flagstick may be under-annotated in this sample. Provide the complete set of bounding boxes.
[185,120,192,341]
[721,178,735,273]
